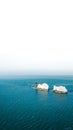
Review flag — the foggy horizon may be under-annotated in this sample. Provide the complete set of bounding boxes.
[0,0,73,75]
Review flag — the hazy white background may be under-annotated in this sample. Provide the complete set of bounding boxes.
[0,0,73,75]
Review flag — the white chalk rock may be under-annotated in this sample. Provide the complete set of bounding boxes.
[36,83,49,90]
[53,85,68,94]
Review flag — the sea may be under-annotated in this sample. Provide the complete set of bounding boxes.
[0,75,73,130]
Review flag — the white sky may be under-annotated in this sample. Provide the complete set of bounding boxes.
[0,0,73,75]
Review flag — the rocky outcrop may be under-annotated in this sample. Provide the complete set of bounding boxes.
[36,83,49,91]
[53,85,68,94]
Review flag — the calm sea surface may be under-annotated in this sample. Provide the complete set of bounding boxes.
[0,76,73,130]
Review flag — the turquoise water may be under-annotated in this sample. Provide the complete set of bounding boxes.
[0,76,73,130]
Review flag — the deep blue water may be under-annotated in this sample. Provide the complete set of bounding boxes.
[0,76,73,130]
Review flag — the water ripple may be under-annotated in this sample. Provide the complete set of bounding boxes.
[0,78,73,130]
